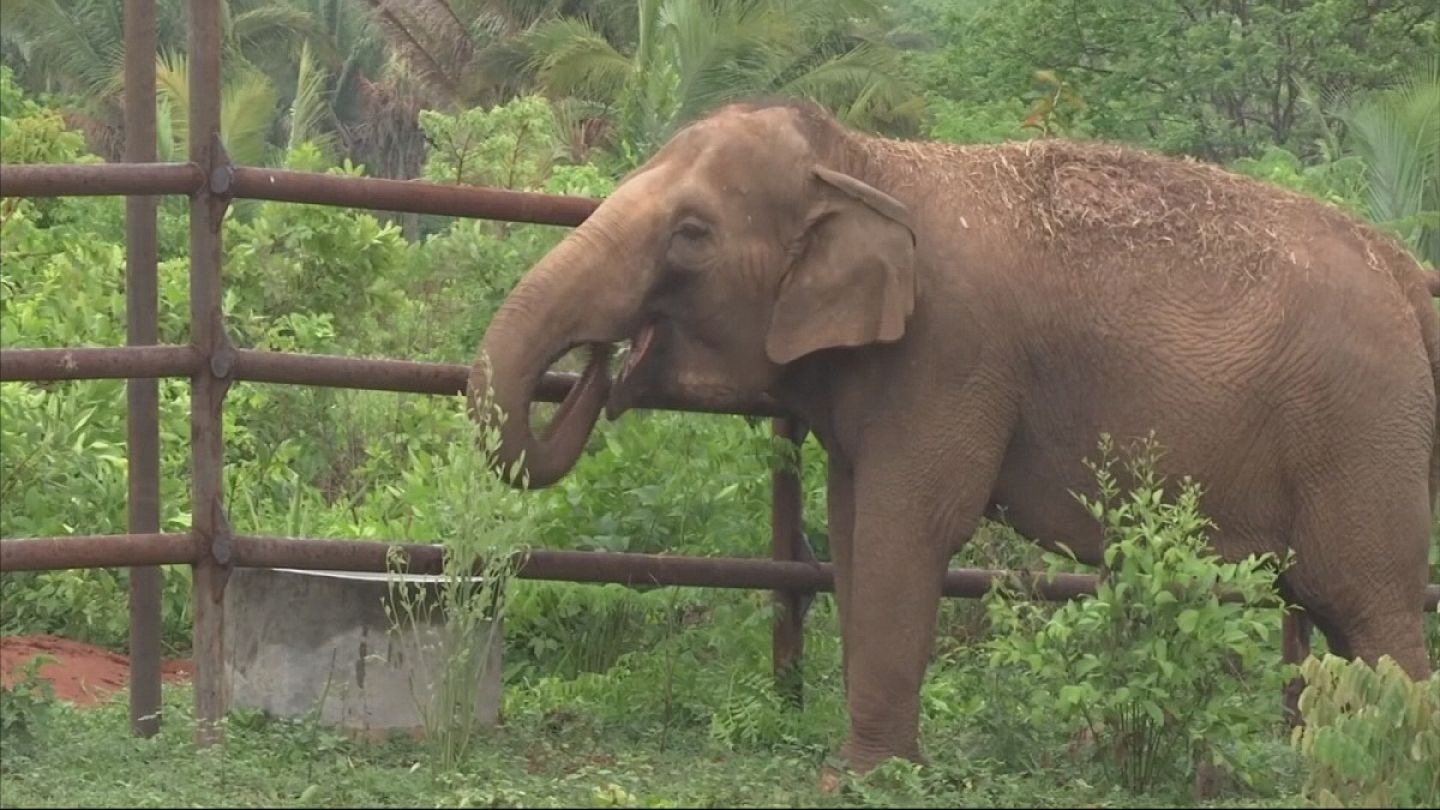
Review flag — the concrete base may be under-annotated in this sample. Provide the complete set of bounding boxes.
[222,567,502,740]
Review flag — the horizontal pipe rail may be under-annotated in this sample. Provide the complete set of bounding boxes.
[230,349,788,417]
[230,535,1439,607]
[231,534,837,593]
[0,534,199,570]
[3,159,1430,308]
[0,346,788,416]
[228,167,600,227]
[5,532,1438,609]
[0,163,203,198]
[231,349,467,395]
[0,161,598,225]
[234,534,1079,597]
[0,346,200,382]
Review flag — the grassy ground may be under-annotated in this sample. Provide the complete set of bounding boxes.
[0,678,1309,809]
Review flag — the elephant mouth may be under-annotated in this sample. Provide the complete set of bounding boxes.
[605,320,660,421]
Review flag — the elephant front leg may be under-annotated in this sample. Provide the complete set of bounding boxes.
[836,492,952,771]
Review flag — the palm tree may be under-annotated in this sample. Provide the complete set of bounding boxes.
[354,0,637,112]
[1333,60,1440,267]
[150,52,280,167]
[516,0,924,162]
[0,0,328,161]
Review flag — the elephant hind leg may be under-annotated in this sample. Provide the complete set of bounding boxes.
[1284,573,1430,679]
[1281,484,1432,680]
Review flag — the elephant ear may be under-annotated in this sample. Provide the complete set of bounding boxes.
[765,166,917,366]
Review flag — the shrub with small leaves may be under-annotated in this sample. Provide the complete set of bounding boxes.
[0,655,56,758]
[984,434,1294,794]
[1291,653,1440,808]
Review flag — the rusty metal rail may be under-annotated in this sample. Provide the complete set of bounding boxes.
[227,167,600,226]
[1,0,1428,750]
[228,349,789,415]
[8,532,1438,608]
[0,162,203,197]
[0,346,201,381]
[0,534,199,570]
[0,347,786,416]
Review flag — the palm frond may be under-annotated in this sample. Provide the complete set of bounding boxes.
[230,5,320,50]
[287,40,337,156]
[153,49,279,166]
[5,0,124,101]
[222,68,281,166]
[1339,59,1440,262]
[520,16,632,103]
[360,0,463,106]
[772,43,922,132]
[154,49,191,156]
[153,94,177,163]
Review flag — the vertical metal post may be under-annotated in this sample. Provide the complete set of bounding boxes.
[771,417,807,705]
[1282,608,1313,726]
[188,0,230,748]
[125,0,162,739]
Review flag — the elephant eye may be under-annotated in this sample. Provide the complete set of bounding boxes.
[666,217,713,272]
[674,218,710,241]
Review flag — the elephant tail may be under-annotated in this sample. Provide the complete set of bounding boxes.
[1422,273,1440,515]
[1400,267,1440,514]
[1432,336,1440,517]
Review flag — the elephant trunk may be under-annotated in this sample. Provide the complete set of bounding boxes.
[467,214,645,489]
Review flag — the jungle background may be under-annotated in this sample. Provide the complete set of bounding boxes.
[1,1,1437,806]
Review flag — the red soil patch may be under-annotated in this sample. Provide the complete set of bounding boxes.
[0,635,191,707]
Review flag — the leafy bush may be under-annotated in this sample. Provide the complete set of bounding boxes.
[1291,653,1440,808]
[1228,146,1369,216]
[983,434,1293,795]
[419,97,562,192]
[0,655,57,759]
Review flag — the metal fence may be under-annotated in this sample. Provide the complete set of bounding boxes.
[1,0,1436,748]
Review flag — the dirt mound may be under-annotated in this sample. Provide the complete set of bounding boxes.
[0,635,191,707]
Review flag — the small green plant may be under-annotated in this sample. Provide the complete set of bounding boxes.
[0,654,56,758]
[384,386,533,772]
[1291,653,1440,808]
[984,433,1293,795]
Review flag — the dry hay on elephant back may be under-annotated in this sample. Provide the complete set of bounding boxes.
[966,137,1420,286]
[719,100,1422,292]
[854,129,1424,296]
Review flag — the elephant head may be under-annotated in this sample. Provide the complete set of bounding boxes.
[468,102,917,488]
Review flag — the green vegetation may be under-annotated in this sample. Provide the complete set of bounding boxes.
[381,409,532,771]
[3,1,1440,806]
[0,655,56,760]
[1291,654,1440,808]
[984,436,1295,794]
[0,676,1303,809]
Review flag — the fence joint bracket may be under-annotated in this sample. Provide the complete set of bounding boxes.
[210,321,236,384]
[211,504,233,568]
[206,134,234,231]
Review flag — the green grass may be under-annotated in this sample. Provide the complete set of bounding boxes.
[1,583,1312,810]
[0,681,1308,809]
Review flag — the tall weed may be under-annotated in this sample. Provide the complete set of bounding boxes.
[382,395,532,772]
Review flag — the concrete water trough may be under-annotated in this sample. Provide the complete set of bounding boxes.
[222,567,503,740]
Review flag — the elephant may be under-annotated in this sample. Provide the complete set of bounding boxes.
[467,99,1439,772]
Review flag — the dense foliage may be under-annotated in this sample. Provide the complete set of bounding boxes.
[3,1,1440,805]
[1291,654,1440,807]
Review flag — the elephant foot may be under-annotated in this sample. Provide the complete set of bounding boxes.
[819,741,927,793]
[817,764,846,795]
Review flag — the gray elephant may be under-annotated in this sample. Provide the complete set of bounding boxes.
[468,100,1439,772]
